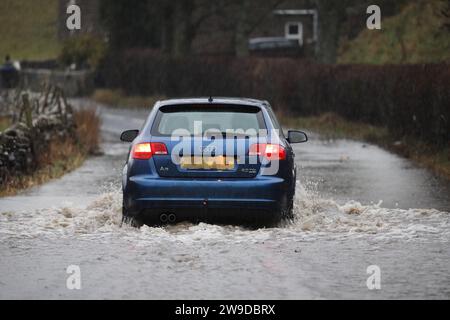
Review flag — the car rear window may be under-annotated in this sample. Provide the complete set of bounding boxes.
[152,104,266,136]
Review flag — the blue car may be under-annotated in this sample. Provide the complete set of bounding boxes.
[120,98,307,227]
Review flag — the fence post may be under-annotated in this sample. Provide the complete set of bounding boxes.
[42,83,50,112]
[22,93,33,128]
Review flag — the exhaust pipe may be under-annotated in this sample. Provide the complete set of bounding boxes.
[159,213,168,223]
[168,213,177,223]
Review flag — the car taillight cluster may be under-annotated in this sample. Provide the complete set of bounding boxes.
[249,144,286,161]
[132,142,168,160]
[133,142,286,161]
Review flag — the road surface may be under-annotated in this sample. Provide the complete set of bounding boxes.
[1,100,449,299]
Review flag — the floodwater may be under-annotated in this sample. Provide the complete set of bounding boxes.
[0,100,449,299]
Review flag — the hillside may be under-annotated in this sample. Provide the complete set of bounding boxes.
[338,0,450,64]
[0,0,60,61]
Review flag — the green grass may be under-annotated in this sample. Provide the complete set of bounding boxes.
[338,0,450,64]
[280,112,450,179]
[0,0,61,61]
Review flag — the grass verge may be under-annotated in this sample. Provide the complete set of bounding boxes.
[280,112,450,180]
[92,89,165,109]
[0,109,100,197]
[0,139,85,196]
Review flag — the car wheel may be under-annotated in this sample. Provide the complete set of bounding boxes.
[121,200,143,228]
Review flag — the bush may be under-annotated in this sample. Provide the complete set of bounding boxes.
[73,108,100,154]
[59,35,107,69]
[96,50,449,148]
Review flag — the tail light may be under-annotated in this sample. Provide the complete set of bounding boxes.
[132,142,168,160]
[249,144,286,161]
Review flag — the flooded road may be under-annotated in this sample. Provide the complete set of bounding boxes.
[1,101,449,299]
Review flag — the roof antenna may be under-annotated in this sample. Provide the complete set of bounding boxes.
[208,96,213,103]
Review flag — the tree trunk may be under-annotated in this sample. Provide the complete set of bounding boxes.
[173,0,195,58]
[161,4,174,55]
[234,0,252,57]
[314,0,347,63]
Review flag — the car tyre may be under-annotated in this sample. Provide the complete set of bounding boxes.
[121,200,143,228]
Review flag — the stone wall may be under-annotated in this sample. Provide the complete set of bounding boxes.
[0,88,76,186]
[20,69,95,97]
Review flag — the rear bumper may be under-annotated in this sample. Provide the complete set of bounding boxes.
[124,175,289,222]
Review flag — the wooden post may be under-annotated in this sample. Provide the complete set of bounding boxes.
[60,88,73,114]
[49,86,57,105]
[42,83,50,112]
[55,87,67,124]
[22,93,33,128]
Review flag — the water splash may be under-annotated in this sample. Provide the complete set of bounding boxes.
[289,184,448,241]
[1,182,448,242]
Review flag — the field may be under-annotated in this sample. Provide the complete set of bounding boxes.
[338,0,450,64]
[0,0,61,61]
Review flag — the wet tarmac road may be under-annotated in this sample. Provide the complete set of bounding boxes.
[1,101,449,299]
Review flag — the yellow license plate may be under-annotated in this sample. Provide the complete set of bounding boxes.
[180,156,235,170]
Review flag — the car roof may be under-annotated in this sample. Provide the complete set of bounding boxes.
[156,97,270,108]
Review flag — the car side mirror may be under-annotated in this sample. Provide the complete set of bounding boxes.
[287,130,308,144]
[120,130,139,142]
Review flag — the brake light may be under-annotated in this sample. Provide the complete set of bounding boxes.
[132,142,168,160]
[151,142,169,155]
[249,144,286,161]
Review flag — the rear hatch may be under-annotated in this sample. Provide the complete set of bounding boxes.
[150,104,267,178]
